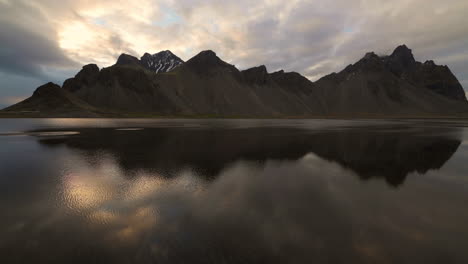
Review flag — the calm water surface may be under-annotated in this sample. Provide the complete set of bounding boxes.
[1,119,468,264]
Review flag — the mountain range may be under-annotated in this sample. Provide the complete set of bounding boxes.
[2,45,467,118]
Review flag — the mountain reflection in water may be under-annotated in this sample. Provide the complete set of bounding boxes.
[36,125,461,186]
[1,119,467,264]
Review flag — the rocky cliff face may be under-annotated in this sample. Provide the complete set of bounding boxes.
[383,45,466,101]
[315,46,467,115]
[3,45,467,117]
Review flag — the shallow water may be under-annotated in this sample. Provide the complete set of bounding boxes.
[1,119,468,264]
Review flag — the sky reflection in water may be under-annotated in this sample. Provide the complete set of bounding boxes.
[0,119,468,264]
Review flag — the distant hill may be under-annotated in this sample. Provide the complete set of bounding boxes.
[2,45,467,118]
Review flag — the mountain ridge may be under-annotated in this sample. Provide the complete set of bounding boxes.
[2,45,467,118]
[115,50,184,73]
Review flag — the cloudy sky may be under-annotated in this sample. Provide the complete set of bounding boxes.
[1,0,467,107]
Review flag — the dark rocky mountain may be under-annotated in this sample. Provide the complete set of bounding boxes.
[383,45,466,101]
[2,45,467,117]
[315,48,468,116]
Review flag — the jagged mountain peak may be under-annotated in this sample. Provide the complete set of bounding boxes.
[424,60,436,67]
[63,64,100,92]
[141,50,174,59]
[270,70,315,87]
[391,44,414,57]
[116,53,141,66]
[256,65,268,72]
[115,51,184,73]
[198,50,218,57]
[242,65,270,84]
[154,50,176,56]
[389,44,416,66]
[363,52,379,60]
[185,50,239,76]
[340,51,385,74]
[82,64,100,72]
[244,65,268,74]
[140,50,184,73]
[187,50,221,64]
[141,50,180,59]
[384,44,417,77]
[272,70,285,75]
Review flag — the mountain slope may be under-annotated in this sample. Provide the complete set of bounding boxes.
[3,82,100,117]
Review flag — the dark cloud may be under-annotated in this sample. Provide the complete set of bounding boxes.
[0,21,78,79]
[0,0,79,103]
